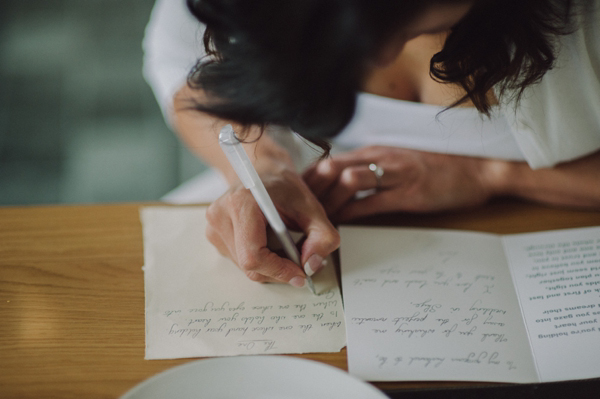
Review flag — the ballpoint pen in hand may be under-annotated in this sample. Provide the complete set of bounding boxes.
[218,124,317,295]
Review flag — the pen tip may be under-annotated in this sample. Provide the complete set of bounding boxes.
[306,277,317,295]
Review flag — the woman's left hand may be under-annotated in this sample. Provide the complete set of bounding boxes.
[303,145,496,221]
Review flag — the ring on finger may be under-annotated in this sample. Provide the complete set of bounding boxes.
[368,163,384,190]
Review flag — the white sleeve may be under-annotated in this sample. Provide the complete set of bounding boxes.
[499,0,600,169]
[142,0,207,125]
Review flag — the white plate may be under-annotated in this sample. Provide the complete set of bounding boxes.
[121,356,388,399]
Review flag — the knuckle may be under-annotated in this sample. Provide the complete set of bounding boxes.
[245,271,266,282]
[205,225,219,244]
[327,230,342,250]
[312,228,341,252]
[340,168,361,189]
[243,253,291,283]
[205,203,218,224]
[225,188,246,206]
[319,158,339,178]
[365,145,388,160]
[269,264,294,282]
[205,227,229,257]
[363,145,380,156]
[205,201,226,226]
[238,253,261,273]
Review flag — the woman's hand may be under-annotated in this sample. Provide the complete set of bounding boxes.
[170,87,340,286]
[206,162,340,287]
[303,146,495,221]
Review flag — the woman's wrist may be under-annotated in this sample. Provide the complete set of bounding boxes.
[223,134,296,185]
[477,158,524,199]
[477,154,600,208]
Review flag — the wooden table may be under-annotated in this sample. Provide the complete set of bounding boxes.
[1,201,599,398]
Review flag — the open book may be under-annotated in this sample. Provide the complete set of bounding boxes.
[340,226,600,383]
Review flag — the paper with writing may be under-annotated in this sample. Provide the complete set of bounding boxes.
[141,206,346,359]
[340,225,600,383]
[503,227,600,382]
[340,226,537,382]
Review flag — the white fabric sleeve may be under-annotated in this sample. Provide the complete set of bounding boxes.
[499,0,600,169]
[142,0,206,126]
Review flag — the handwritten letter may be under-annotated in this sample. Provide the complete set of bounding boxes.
[340,226,537,383]
[141,207,346,359]
[340,225,600,384]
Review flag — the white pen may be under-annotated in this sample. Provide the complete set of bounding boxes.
[218,124,317,295]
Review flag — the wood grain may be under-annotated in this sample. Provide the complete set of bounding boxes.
[0,201,598,398]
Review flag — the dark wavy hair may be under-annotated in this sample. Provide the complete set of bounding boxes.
[185,0,576,150]
[431,0,575,113]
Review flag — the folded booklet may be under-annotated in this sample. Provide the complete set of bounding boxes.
[340,225,600,383]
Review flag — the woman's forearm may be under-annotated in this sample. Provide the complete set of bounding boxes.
[171,85,295,185]
[483,149,600,209]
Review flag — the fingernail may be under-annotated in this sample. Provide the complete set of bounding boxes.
[304,254,326,277]
[289,276,306,288]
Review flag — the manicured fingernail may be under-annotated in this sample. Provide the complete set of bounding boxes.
[304,254,325,277]
[289,276,306,288]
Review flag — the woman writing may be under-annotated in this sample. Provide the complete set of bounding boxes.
[143,0,600,288]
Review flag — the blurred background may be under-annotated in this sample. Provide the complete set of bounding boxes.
[0,0,205,205]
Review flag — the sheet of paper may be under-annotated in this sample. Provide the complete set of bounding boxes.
[141,206,346,359]
[340,226,537,383]
[503,227,600,382]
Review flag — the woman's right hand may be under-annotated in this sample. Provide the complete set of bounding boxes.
[205,162,340,288]
[169,86,339,286]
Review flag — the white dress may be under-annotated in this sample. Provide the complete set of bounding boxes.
[143,0,600,203]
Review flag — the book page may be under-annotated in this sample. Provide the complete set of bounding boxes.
[502,227,600,382]
[141,206,346,359]
[340,226,537,383]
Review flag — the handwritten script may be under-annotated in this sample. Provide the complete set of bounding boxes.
[341,226,600,383]
[341,227,538,383]
[141,207,346,359]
